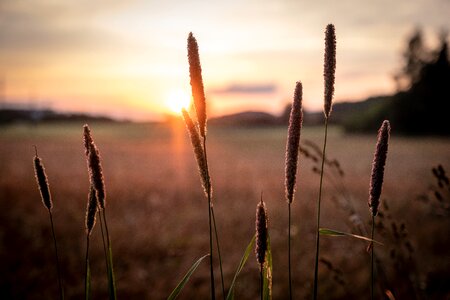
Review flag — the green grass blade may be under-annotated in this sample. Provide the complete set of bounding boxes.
[167,254,209,300]
[319,228,383,245]
[226,235,256,300]
[263,234,272,300]
[107,244,117,300]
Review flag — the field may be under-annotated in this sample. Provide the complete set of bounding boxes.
[0,121,449,299]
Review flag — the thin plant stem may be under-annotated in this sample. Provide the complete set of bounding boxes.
[260,267,263,300]
[102,209,117,300]
[208,192,216,300]
[85,235,90,300]
[288,202,292,300]
[371,215,375,300]
[313,117,329,300]
[203,137,216,300]
[49,211,64,300]
[211,206,225,300]
[102,210,111,249]
[98,212,109,275]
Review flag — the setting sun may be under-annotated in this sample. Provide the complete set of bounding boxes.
[165,89,192,114]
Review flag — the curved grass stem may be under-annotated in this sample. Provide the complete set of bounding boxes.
[313,117,329,300]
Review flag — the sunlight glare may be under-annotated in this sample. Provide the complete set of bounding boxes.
[165,89,192,114]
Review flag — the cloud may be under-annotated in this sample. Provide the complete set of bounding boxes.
[210,83,277,95]
[0,1,135,54]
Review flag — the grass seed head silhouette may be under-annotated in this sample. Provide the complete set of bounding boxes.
[324,24,336,118]
[187,32,207,138]
[84,124,106,209]
[33,149,53,211]
[255,198,268,267]
[369,120,391,216]
[83,124,93,157]
[285,81,303,203]
[182,108,211,197]
[85,186,98,235]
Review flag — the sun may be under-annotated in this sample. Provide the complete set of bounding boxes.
[165,89,192,114]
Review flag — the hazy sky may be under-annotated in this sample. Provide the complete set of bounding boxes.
[0,0,448,121]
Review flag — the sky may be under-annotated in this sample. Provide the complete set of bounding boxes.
[0,0,448,121]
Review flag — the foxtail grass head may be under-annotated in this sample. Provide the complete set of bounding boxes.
[181,108,211,197]
[255,197,268,267]
[324,24,336,118]
[187,32,207,138]
[33,147,52,211]
[369,120,391,216]
[84,124,106,209]
[83,124,93,157]
[285,81,303,203]
[85,186,98,235]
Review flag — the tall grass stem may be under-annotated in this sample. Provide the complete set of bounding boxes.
[102,209,117,300]
[208,193,216,300]
[260,268,263,300]
[203,137,216,300]
[313,117,329,300]
[211,206,225,300]
[288,203,292,300]
[98,212,109,276]
[85,235,90,300]
[49,211,64,300]
[371,215,375,300]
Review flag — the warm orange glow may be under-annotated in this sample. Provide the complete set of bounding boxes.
[165,89,192,115]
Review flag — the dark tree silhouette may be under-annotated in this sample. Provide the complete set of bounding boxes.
[390,32,450,135]
[346,29,450,135]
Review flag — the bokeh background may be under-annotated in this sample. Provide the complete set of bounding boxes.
[1,1,449,299]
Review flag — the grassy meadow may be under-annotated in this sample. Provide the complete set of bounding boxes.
[0,121,449,299]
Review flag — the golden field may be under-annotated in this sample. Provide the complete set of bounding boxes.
[0,121,449,299]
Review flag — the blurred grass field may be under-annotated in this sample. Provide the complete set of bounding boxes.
[0,121,449,299]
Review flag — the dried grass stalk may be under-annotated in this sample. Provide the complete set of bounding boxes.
[285,81,303,203]
[83,124,93,157]
[369,120,391,216]
[34,154,53,211]
[187,32,207,138]
[255,199,268,266]
[84,124,106,209]
[324,24,336,118]
[181,108,211,196]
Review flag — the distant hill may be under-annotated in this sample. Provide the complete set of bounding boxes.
[299,96,391,127]
[210,111,280,126]
[0,108,116,125]
[209,96,391,128]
